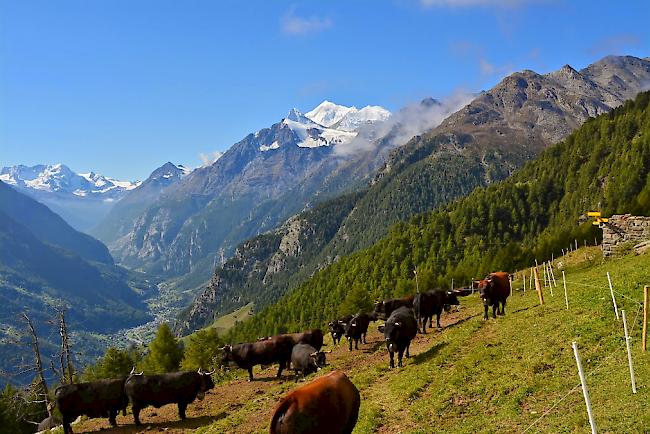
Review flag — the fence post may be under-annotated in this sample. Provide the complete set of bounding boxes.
[523,271,526,294]
[547,263,554,297]
[607,272,620,320]
[621,310,637,394]
[563,271,569,310]
[572,342,597,434]
[643,285,648,353]
[534,267,544,305]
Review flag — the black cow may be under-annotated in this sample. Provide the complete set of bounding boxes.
[291,343,329,380]
[221,335,295,381]
[380,307,418,369]
[413,290,460,333]
[55,378,129,434]
[328,315,352,345]
[373,295,414,320]
[287,329,325,351]
[124,370,215,426]
[476,271,511,320]
[344,312,375,351]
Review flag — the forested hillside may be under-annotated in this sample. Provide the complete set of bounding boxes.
[227,90,650,342]
[177,192,363,334]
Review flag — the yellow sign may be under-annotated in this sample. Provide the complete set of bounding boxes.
[588,211,609,225]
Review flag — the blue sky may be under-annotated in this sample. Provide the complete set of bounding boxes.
[1,0,649,180]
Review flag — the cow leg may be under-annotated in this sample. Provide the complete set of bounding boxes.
[62,416,72,434]
[178,401,187,420]
[363,332,367,344]
[436,312,442,329]
[406,344,411,358]
[109,409,117,426]
[348,337,353,352]
[492,304,498,319]
[389,350,395,369]
[428,316,433,329]
[421,317,427,334]
[132,405,142,426]
[276,360,285,378]
[501,300,506,316]
[397,349,404,368]
[247,367,254,382]
[483,303,489,320]
[355,338,359,350]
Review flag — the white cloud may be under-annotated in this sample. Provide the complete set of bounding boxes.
[199,151,224,167]
[281,8,332,35]
[333,91,475,157]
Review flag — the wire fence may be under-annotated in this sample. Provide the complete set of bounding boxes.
[521,273,644,433]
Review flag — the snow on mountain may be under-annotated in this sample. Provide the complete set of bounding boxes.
[305,100,391,131]
[304,100,355,127]
[280,111,356,149]
[0,163,140,198]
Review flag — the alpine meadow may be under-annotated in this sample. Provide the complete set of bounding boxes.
[2,2,650,433]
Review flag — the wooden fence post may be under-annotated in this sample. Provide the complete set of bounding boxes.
[607,272,620,320]
[534,267,544,305]
[563,271,569,310]
[643,285,648,353]
[572,342,597,434]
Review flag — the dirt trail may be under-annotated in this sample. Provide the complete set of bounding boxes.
[75,308,478,434]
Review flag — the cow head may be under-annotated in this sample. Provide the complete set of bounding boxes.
[219,344,234,368]
[328,321,344,339]
[308,350,329,370]
[475,278,491,299]
[373,301,385,318]
[344,318,358,339]
[383,320,403,353]
[196,368,216,400]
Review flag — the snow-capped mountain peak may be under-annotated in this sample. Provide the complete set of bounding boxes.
[305,100,355,127]
[0,163,140,197]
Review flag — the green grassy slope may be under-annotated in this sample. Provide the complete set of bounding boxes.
[196,248,650,433]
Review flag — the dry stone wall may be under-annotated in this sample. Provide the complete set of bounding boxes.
[601,214,650,257]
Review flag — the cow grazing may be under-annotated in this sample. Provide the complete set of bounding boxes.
[413,290,460,333]
[124,370,214,426]
[291,343,329,380]
[380,306,418,369]
[344,312,375,351]
[476,271,511,320]
[270,370,360,434]
[328,315,352,345]
[221,335,295,381]
[373,295,415,320]
[55,378,129,434]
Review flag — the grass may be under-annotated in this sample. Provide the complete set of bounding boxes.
[196,248,650,433]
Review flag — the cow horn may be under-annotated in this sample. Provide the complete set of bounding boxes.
[130,366,143,376]
[310,352,318,357]
[395,322,401,327]
[205,369,215,375]
[198,368,203,374]
[325,350,332,354]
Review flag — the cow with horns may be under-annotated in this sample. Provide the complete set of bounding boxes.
[413,289,461,333]
[124,369,215,426]
[55,376,130,434]
[475,271,511,320]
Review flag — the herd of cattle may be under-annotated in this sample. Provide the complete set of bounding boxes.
[49,272,510,434]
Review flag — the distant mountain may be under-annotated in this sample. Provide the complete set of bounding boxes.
[0,181,152,384]
[0,180,113,264]
[97,100,394,285]
[91,162,191,246]
[0,163,140,232]
[180,55,650,334]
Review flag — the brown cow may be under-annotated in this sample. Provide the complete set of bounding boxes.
[270,370,360,434]
[476,271,511,320]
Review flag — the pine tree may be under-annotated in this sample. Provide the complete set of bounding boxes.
[181,328,221,371]
[142,323,184,373]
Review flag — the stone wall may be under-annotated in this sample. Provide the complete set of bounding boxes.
[601,214,650,257]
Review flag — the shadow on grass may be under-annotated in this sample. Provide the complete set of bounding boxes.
[95,413,228,433]
[412,341,448,365]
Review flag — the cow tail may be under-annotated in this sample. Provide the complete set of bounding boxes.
[270,396,294,434]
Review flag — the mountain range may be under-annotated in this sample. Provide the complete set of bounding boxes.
[0,180,153,384]
[0,163,141,232]
[178,55,650,334]
[93,100,396,289]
